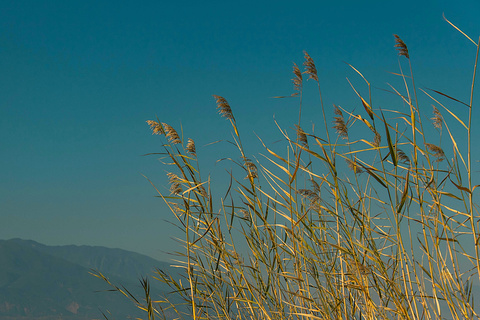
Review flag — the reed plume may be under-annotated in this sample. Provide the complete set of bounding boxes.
[426,143,445,161]
[162,123,181,144]
[167,172,182,195]
[310,178,321,195]
[292,62,303,96]
[431,105,443,129]
[303,51,318,81]
[346,157,363,174]
[186,138,196,156]
[295,124,308,148]
[394,34,409,59]
[397,149,411,165]
[333,105,348,139]
[213,95,234,120]
[243,157,258,179]
[146,120,164,135]
[373,130,381,147]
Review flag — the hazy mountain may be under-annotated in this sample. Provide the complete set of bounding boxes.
[0,239,186,320]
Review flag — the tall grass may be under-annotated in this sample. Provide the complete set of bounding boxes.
[95,18,480,320]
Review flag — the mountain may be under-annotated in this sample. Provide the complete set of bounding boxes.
[0,239,186,320]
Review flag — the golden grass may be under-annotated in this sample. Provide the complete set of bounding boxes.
[95,18,480,320]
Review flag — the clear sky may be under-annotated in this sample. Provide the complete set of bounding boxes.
[1,0,479,261]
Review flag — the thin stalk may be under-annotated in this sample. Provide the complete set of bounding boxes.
[468,37,480,284]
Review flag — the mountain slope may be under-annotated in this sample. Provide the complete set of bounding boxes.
[0,239,185,320]
[8,238,179,285]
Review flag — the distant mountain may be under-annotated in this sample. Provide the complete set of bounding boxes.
[7,238,180,286]
[0,239,186,320]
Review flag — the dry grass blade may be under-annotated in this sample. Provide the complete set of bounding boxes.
[421,89,468,129]
[344,61,370,86]
[289,149,301,185]
[424,87,470,107]
[346,78,374,121]
[443,13,477,46]
[382,113,397,166]
[397,171,410,214]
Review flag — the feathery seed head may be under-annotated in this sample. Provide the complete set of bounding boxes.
[346,257,371,276]
[397,149,411,165]
[243,157,258,179]
[333,105,343,116]
[426,143,445,161]
[227,249,243,264]
[146,120,164,135]
[298,188,320,210]
[394,35,409,59]
[300,189,320,202]
[238,209,250,222]
[373,131,381,148]
[213,95,234,120]
[333,105,348,139]
[171,203,183,215]
[167,172,182,195]
[310,179,321,194]
[346,158,363,174]
[295,124,309,148]
[298,189,316,198]
[431,106,443,129]
[162,123,181,144]
[186,138,196,156]
[292,62,303,96]
[303,51,319,82]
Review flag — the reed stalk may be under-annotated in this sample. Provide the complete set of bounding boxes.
[96,18,480,320]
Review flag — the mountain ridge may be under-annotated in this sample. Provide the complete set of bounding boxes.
[6,238,177,284]
[0,238,185,320]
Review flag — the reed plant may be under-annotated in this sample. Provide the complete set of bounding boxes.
[95,18,480,320]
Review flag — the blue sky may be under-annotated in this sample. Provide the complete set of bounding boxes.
[1,0,479,261]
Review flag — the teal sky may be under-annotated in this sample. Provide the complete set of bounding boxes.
[1,0,479,261]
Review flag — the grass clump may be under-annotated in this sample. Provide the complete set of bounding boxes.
[96,18,480,320]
